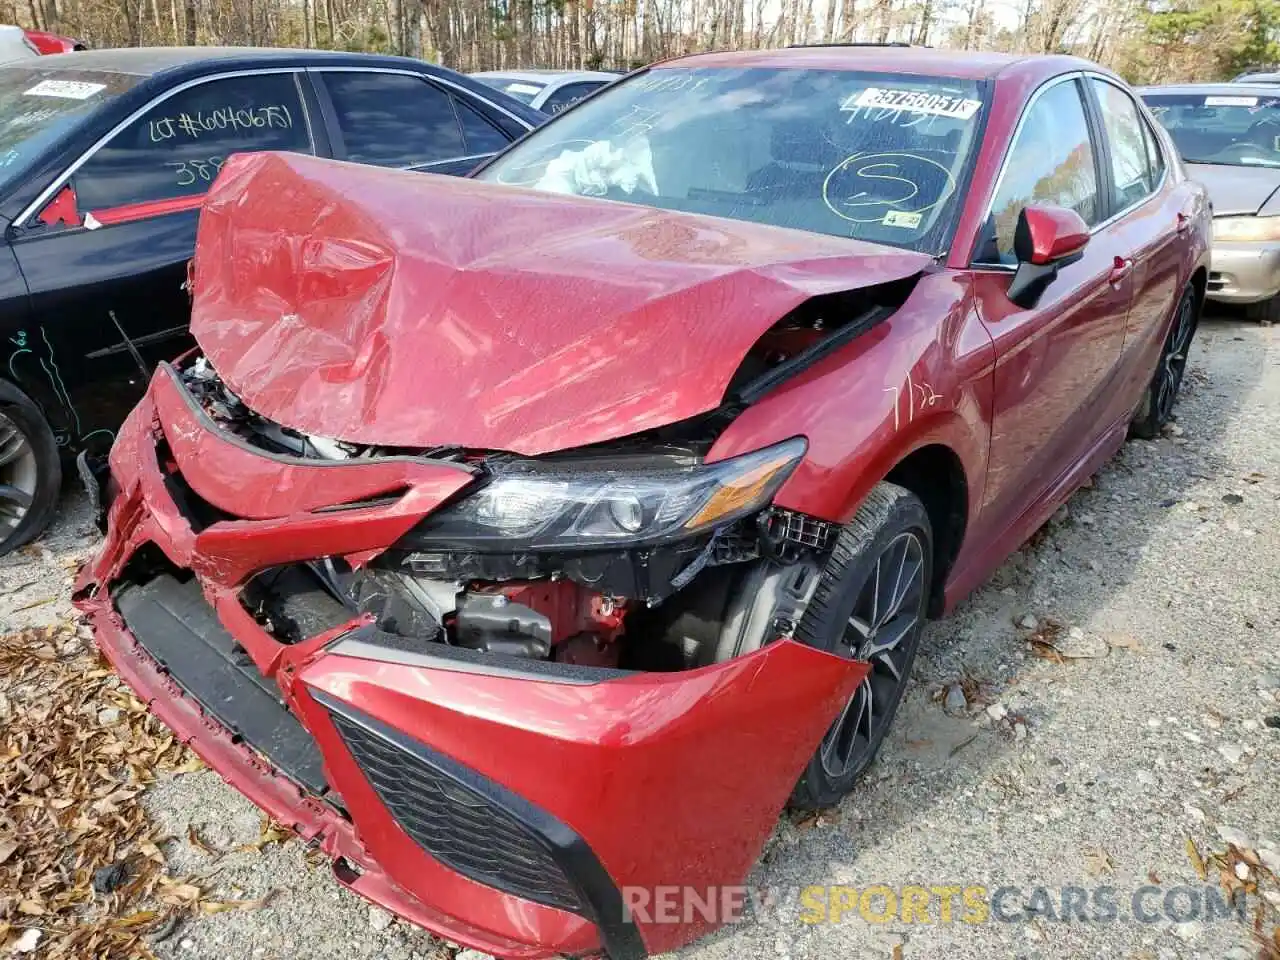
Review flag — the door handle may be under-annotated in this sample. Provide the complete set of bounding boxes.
[1176,212,1190,234]
[1110,256,1134,285]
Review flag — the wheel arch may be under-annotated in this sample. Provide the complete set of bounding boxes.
[1189,264,1207,313]
[881,443,969,617]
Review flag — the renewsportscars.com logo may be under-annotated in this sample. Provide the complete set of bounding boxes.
[620,884,1252,927]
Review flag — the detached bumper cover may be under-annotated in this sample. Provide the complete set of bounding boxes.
[76,365,866,958]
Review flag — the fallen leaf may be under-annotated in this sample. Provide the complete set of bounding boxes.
[0,839,16,865]
[1084,847,1114,876]
[158,881,202,905]
[198,889,279,914]
[892,945,904,960]
[186,825,219,858]
[1186,837,1207,880]
[237,819,291,853]
[16,900,45,916]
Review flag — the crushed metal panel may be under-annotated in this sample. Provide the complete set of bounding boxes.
[190,151,932,456]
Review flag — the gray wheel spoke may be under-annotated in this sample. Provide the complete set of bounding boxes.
[862,612,918,660]
[0,483,32,524]
[848,613,873,638]
[876,650,903,681]
[0,424,28,469]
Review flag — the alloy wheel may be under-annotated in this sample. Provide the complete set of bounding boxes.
[819,530,927,779]
[1156,293,1196,423]
[0,411,38,543]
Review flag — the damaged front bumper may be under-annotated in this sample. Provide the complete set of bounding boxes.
[75,365,867,958]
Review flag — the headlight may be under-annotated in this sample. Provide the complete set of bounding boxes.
[1213,215,1280,242]
[406,437,807,550]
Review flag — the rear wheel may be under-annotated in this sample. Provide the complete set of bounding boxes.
[0,380,61,556]
[1130,284,1198,440]
[789,483,932,809]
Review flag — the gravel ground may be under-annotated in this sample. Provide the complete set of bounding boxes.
[1,314,1276,960]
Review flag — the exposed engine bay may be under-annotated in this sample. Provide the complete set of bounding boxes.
[171,277,914,673]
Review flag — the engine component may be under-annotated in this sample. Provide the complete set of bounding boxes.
[454,593,552,658]
[349,569,455,641]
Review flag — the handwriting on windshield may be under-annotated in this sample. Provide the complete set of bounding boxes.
[630,71,710,95]
[6,107,59,128]
[149,104,293,142]
[166,156,225,186]
[823,151,957,226]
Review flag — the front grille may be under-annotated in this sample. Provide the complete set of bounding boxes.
[327,707,585,914]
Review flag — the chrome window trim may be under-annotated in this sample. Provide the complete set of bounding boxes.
[304,65,535,129]
[17,67,315,228]
[408,152,493,171]
[973,70,1168,268]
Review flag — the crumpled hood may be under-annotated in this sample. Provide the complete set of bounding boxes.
[1188,162,1280,216]
[190,152,931,455]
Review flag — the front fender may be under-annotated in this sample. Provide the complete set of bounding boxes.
[709,270,994,530]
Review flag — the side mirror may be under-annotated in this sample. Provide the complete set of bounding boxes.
[1006,205,1090,309]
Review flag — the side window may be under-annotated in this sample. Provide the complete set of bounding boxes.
[74,72,311,211]
[453,96,511,155]
[541,82,603,115]
[985,79,1100,264]
[1142,115,1165,184]
[322,72,464,167]
[1091,79,1156,211]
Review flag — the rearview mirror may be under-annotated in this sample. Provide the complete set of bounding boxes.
[1006,205,1090,309]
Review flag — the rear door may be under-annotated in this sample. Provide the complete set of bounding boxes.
[312,69,519,177]
[10,69,316,447]
[971,74,1132,532]
[1086,77,1187,418]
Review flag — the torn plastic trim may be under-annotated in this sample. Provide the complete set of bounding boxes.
[734,302,896,406]
[166,361,478,476]
[328,626,633,685]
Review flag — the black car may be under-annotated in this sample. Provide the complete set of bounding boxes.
[0,46,543,554]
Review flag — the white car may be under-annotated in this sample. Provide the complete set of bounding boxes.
[0,25,39,62]
[471,69,617,114]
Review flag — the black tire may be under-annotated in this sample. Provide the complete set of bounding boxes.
[1246,295,1280,325]
[790,482,932,810]
[1130,284,1199,440]
[0,379,62,556]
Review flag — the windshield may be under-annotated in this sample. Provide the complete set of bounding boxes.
[1143,92,1280,168]
[476,66,989,254]
[475,76,546,105]
[0,66,137,194]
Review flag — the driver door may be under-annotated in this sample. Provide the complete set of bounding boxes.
[971,76,1132,541]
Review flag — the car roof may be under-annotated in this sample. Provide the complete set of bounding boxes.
[1138,82,1280,96]
[665,46,1090,81]
[4,45,441,77]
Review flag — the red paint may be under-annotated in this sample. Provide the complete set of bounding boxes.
[37,184,80,228]
[190,152,931,455]
[23,29,83,53]
[75,367,864,957]
[79,51,1214,960]
[91,193,206,227]
[1021,205,1090,264]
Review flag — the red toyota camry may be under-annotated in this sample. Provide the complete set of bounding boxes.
[77,47,1209,959]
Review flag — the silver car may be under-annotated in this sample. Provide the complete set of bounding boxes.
[1142,83,1280,322]
[471,69,617,115]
